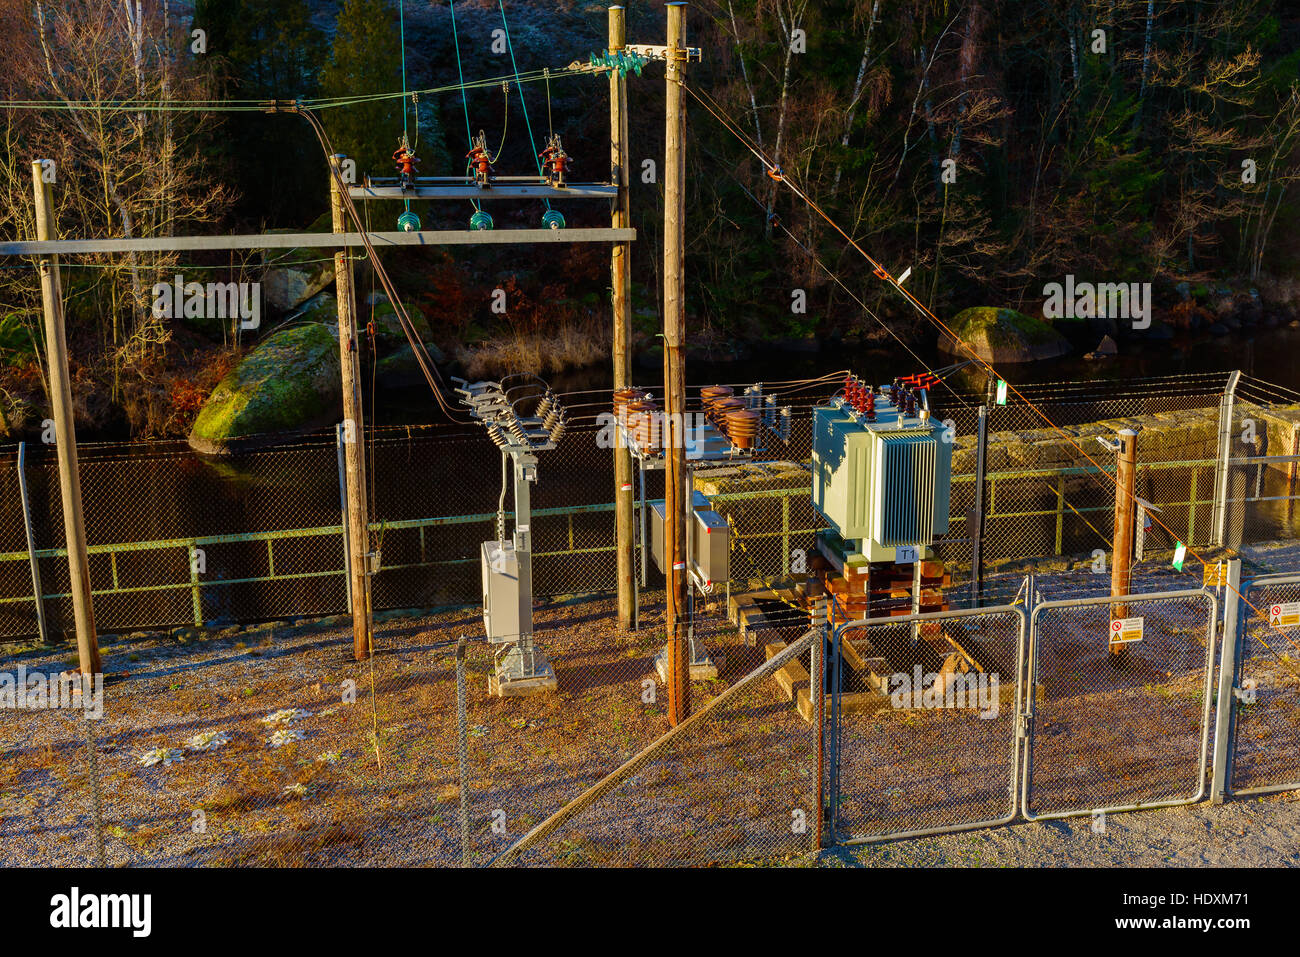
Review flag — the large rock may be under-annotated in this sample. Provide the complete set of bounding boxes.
[374,342,447,385]
[188,323,341,454]
[371,300,435,344]
[940,307,1071,363]
[261,218,336,312]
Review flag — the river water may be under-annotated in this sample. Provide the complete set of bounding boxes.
[375,324,1300,424]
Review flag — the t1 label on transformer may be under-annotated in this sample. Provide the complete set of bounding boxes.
[1110,617,1144,643]
[895,545,919,564]
[1269,602,1300,628]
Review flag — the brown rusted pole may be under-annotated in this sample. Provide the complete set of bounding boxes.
[663,1,691,724]
[31,161,100,677]
[330,154,372,661]
[610,5,636,633]
[1110,428,1138,653]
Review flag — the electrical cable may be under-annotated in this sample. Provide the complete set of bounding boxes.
[684,80,1300,661]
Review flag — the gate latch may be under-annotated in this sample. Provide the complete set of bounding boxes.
[1016,712,1033,739]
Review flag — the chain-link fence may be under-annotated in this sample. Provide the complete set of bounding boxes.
[1229,575,1300,796]
[1,592,825,867]
[497,628,822,867]
[7,372,1300,866]
[1023,590,1217,820]
[5,578,1299,866]
[3,622,468,867]
[3,374,1300,646]
[831,606,1024,843]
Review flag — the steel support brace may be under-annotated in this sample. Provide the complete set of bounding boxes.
[1212,370,1242,546]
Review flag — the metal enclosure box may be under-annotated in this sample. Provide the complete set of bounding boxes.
[692,509,729,584]
[650,500,667,573]
[812,396,953,561]
[481,540,521,643]
[649,494,730,585]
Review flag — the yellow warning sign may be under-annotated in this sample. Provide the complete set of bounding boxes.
[1109,617,1144,643]
[1268,602,1300,628]
[1203,563,1226,587]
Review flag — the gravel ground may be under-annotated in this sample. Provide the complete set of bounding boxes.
[823,791,1300,867]
[0,593,818,868]
[3,588,1296,869]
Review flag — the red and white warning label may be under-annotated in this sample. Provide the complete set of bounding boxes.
[1269,602,1300,628]
[1110,617,1144,643]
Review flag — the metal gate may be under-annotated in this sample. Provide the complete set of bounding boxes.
[1224,573,1300,797]
[830,605,1026,843]
[1022,589,1217,820]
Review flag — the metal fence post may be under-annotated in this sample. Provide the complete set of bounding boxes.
[1212,370,1241,547]
[1210,559,1243,804]
[456,636,471,866]
[16,442,49,645]
[336,423,353,609]
[188,543,204,627]
[781,495,791,575]
[970,405,988,606]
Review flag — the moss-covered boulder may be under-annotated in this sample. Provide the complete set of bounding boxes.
[188,323,341,454]
[372,300,434,344]
[940,307,1071,363]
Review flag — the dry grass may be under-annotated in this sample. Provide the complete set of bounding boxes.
[454,318,611,379]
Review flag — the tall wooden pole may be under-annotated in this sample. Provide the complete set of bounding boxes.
[31,162,100,677]
[330,155,372,661]
[663,2,690,725]
[1110,427,1138,650]
[610,5,636,632]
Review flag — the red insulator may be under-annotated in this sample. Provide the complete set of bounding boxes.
[865,391,876,421]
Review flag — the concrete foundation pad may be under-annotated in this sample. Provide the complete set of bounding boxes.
[489,667,558,698]
[653,648,719,682]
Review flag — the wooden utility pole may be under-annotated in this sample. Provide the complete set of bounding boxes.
[330,154,372,661]
[31,161,101,677]
[31,162,101,670]
[663,1,691,725]
[610,5,636,632]
[1110,428,1138,650]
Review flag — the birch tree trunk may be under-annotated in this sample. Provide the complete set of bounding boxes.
[832,0,880,195]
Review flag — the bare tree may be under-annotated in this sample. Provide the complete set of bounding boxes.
[0,0,228,403]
